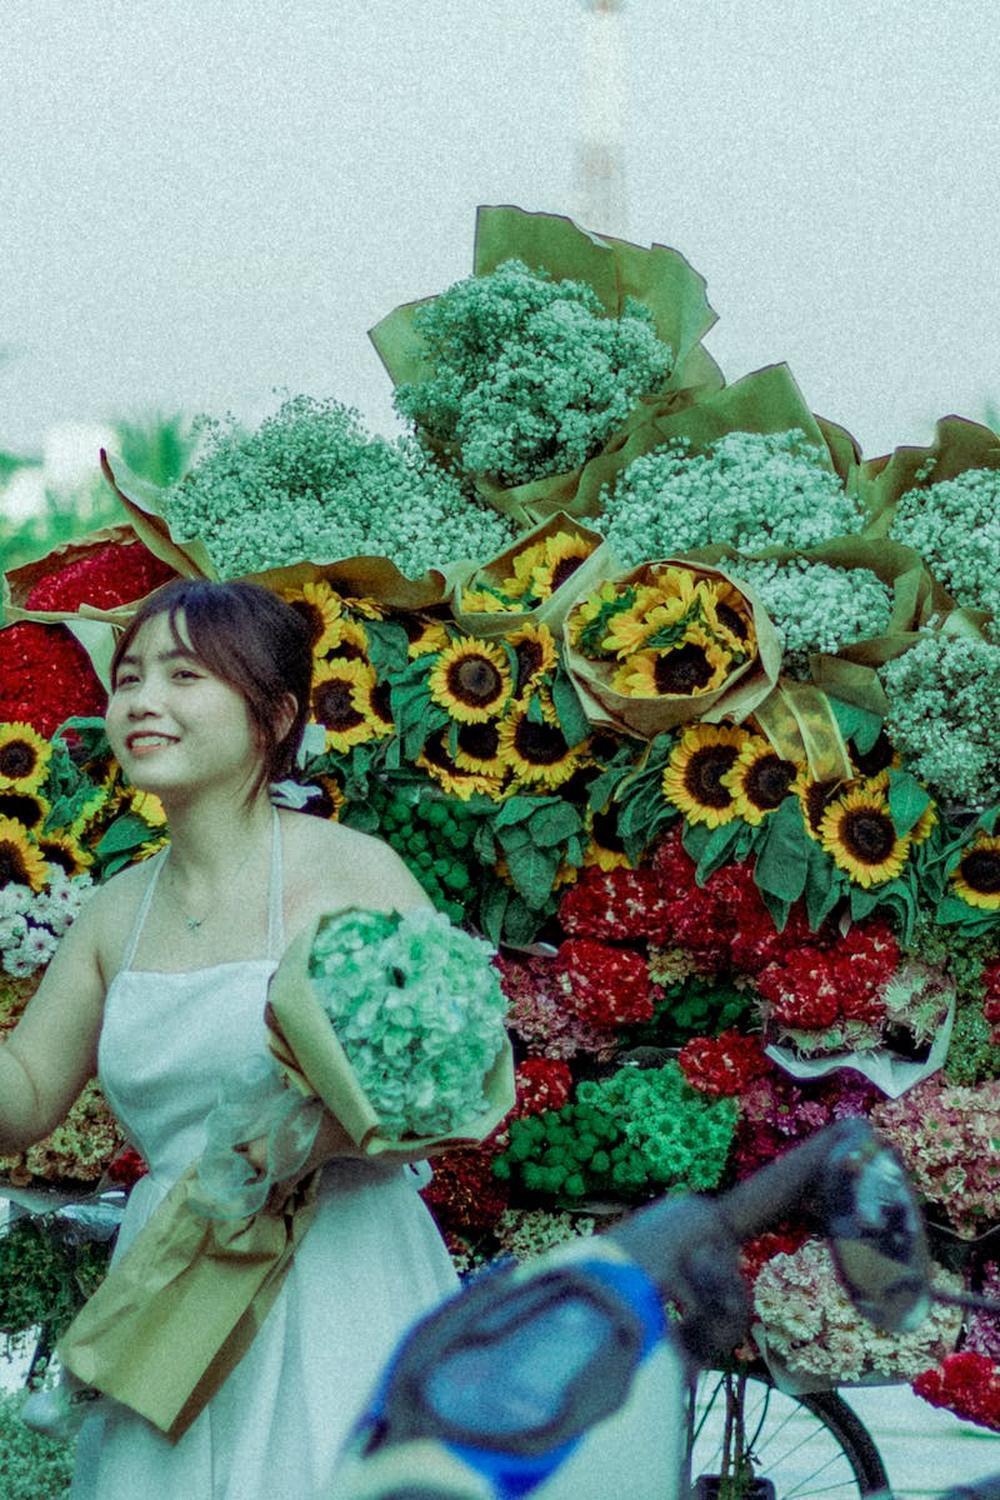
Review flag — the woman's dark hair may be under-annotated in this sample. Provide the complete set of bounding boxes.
[110,579,313,803]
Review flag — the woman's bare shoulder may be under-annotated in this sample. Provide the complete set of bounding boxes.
[85,858,160,975]
[281,811,429,916]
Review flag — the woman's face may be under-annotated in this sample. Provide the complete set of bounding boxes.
[105,612,263,802]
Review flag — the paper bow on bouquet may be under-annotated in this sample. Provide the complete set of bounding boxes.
[58,907,515,1439]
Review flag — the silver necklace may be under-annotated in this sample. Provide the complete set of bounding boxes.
[163,842,261,935]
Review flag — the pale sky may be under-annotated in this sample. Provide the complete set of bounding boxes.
[2,0,998,463]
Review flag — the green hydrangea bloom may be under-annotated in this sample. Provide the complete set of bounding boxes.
[731,557,893,678]
[395,259,673,487]
[600,430,864,567]
[163,395,515,578]
[889,468,1000,621]
[880,632,1000,807]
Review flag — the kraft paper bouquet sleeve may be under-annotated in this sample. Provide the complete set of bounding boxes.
[59,906,514,1438]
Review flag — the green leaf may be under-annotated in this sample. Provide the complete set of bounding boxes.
[341,802,379,835]
[95,814,154,860]
[364,620,411,675]
[827,697,883,755]
[754,797,810,904]
[587,764,631,814]
[529,801,583,848]
[550,671,591,749]
[849,885,882,921]
[479,881,510,945]
[493,795,539,830]
[759,889,792,932]
[473,821,498,864]
[804,839,841,931]
[887,771,931,836]
[505,843,559,908]
[695,820,745,884]
[503,892,545,947]
[681,821,713,865]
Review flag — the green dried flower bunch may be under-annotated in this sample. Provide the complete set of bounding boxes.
[889,468,1000,622]
[944,1004,1000,1086]
[0,1390,74,1498]
[496,1060,737,1200]
[163,395,514,579]
[373,789,480,924]
[880,632,1000,807]
[394,259,673,487]
[730,557,893,678]
[0,1220,80,1342]
[600,429,864,567]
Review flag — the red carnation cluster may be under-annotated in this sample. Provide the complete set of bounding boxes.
[755,921,899,1032]
[105,1146,149,1189]
[24,541,176,612]
[740,1226,810,1288]
[558,865,671,944]
[679,1030,771,1097]
[983,959,1000,1041]
[556,937,653,1029]
[513,1058,574,1117]
[913,1351,1000,1432]
[420,1147,510,1236]
[0,622,107,737]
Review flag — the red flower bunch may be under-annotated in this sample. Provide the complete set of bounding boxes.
[0,622,107,737]
[983,958,1000,1040]
[105,1145,149,1189]
[755,921,899,1032]
[679,1030,771,1097]
[514,1058,574,1117]
[557,937,653,1029]
[740,1226,810,1288]
[731,1069,881,1179]
[420,1147,510,1236]
[558,864,671,944]
[24,541,176,612]
[913,1351,1000,1432]
[495,953,618,1061]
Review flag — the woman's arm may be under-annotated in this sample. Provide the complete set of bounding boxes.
[0,896,106,1154]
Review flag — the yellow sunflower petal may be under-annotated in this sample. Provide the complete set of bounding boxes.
[661,723,750,828]
[819,786,911,888]
[0,723,52,794]
[0,815,49,892]
[428,638,512,724]
[951,833,1000,911]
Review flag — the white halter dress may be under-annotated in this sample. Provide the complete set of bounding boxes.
[71,813,459,1499]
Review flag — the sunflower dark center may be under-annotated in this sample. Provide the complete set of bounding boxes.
[447,655,504,706]
[0,793,44,831]
[592,807,625,852]
[313,680,364,731]
[514,639,544,696]
[716,603,749,641]
[457,721,500,761]
[841,809,896,863]
[0,839,32,887]
[289,599,327,650]
[745,755,797,810]
[851,731,895,778]
[550,555,584,593]
[683,746,739,807]
[39,841,77,875]
[333,640,366,663]
[371,680,393,723]
[422,736,465,774]
[0,741,37,780]
[654,644,715,695]
[960,850,1000,894]
[805,780,839,832]
[512,718,570,765]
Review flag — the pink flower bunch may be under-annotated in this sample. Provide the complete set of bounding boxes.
[913,1351,1000,1432]
[494,954,618,1061]
[873,1077,1000,1237]
[556,937,653,1029]
[732,1068,882,1179]
[983,958,1000,1041]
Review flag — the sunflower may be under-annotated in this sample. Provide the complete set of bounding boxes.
[700,579,755,653]
[506,622,558,697]
[460,586,521,614]
[498,705,586,790]
[0,790,50,836]
[304,774,345,822]
[128,789,168,827]
[344,595,385,621]
[359,676,395,739]
[310,660,379,753]
[722,738,805,825]
[951,833,1000,911]
[323,618,370,665]
[500,539,549,600]
[36,832,93,878]
[796,777,845,840]
[527,532,597,601]
[568,580,634,653]
[401,616,452,660]
[849,730,900,780]
[416,734,504,801]
[819,785,911,888]
[661,723,751,828]
[909,800,938,846]
[0,723,52,794]
[453,720,506,777]
[428,638,512,724]
[582,806,632,872]
[283,579,343,657]
[0,816,49,892]
[612,630,731,699]
[601,587,689,658]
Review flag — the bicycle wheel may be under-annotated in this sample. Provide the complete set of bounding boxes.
[688,1367,888,1499]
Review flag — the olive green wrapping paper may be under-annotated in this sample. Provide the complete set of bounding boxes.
[860,415,1000,535]
[57,915,514,1439]
[561,558,782,740]
[265,915,515,1156]
[450,512,610,640]
[369,205,724,530]
[58,1163,321,1439]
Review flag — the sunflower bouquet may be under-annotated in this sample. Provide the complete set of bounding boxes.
[564,559,781,738]
[455,513,608,637]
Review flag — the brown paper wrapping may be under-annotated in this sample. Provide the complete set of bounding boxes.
[266,914,515,1156]
[562,558,782,739]
[58,913,514,1437]
[450,512,610,640]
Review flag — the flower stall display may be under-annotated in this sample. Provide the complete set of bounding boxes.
[2,204,999,1437]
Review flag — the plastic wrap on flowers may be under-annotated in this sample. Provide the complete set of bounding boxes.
[370,205,722,529]
[562,557,781,739]
[451,512,610,638]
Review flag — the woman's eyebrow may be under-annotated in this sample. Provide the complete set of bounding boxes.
[116,648,199,666]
